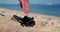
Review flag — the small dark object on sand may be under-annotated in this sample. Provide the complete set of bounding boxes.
[0,13,5,16]
[12,15,35,27]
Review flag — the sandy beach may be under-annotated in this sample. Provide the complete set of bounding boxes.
[0,8,60,32]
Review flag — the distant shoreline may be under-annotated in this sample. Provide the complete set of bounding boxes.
[0,4,60,16]
[0,8,60,17]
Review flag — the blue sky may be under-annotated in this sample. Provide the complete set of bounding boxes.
[0,0,60,4]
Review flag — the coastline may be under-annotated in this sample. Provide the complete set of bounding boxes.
[1,7,60,17]
[0,8,60,32]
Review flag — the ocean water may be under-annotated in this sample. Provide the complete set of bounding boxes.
[0,4,60,16]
